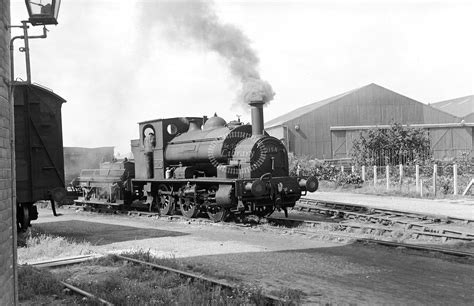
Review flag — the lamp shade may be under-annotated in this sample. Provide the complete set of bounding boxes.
[25,0,61,26]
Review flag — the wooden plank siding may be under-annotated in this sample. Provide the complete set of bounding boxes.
[266,84,466,159]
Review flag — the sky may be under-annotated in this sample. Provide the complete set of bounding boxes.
[10,0,474,155]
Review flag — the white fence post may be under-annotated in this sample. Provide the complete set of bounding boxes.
[420,179,423,197]
[453,164,458,195]
[362,165,366,182]
[373,165,377,186]
[399,164,403,185]
[415,164,420,192]
[351,165,355,173]
[341,165,344,173]
[386,165,390,190]
[433,164,437,196]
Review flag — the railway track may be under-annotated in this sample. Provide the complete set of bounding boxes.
[61,200,474,243]
[293,198,474,242]
[29,253,287,305]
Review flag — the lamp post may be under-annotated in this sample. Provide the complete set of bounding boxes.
[8,0,61,84]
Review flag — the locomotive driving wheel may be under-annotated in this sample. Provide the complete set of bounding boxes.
[180,197,199,218]
[207,206,229,222]
[157,184,174,215]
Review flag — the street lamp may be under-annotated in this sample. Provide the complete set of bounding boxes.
[25,0,61,26]
[8,0,61,84]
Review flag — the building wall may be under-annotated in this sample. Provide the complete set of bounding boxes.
[274,84,461,159]
[0,0,17,304]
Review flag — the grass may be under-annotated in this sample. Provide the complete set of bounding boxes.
[19,249,303,305]
[64,250,302,305]
[17,228,94,264]
[18,265,63,300]
[18,265,83,304]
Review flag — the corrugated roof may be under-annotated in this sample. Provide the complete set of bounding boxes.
[265,85,364,127]
[265,83,371,128]
[431,95,473,118]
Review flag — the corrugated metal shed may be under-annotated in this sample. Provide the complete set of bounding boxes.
[265,83,469,159]
[431,95,473,121]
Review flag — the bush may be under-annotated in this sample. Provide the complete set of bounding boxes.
[351,122,431,166]
[289,153,363,186]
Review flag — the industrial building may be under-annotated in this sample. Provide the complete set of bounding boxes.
[431,95,474,122]
[265,83,473,160]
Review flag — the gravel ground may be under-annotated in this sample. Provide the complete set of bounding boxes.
[28,207,474,305]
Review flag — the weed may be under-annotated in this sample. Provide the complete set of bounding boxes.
[17,230,94,264]
[67,251,304,305]
[18,265,63,300]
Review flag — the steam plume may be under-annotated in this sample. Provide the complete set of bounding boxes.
[141,0,275,105]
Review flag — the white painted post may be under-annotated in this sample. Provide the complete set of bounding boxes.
[399,164,403,185]
[351,165,355,173]
[373,165,377,186]
[386,165,390,190]
[433,164,437,196]
[420,179,423,197]
[361,166,366,182]
[453,164,458,195]
[341,165,344,173]
[415,164,420,192]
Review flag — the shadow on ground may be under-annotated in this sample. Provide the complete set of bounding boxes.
[179,241,474,305]
[34,220,187,245]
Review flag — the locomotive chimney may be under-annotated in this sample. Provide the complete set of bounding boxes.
[249,99,265,136]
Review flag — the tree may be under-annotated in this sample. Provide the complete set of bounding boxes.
[351,122,431,166]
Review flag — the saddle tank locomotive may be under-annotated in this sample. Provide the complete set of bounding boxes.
[75,99,318,222]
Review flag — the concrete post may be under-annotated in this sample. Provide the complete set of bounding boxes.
[415,164,420,192]
[399,164,403,185]
[351,166,355,173]
[453,164,458,195]
[386,165,390,190]
[361,165,366,182]
[373,165,377,186]
[433,164,437,196]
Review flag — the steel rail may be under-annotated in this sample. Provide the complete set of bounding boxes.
[60,281,114,306]
[116,255,287,304]
[30,254,103,268]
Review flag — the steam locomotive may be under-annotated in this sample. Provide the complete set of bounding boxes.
[74,100,318,222]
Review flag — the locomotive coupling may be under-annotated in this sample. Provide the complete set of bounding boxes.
[298,176,319,192]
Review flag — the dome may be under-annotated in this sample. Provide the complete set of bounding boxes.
[203,113,227,131]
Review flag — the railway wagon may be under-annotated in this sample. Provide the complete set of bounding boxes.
[14,83,67,230]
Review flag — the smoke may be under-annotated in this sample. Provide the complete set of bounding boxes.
[140,0,275,105]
